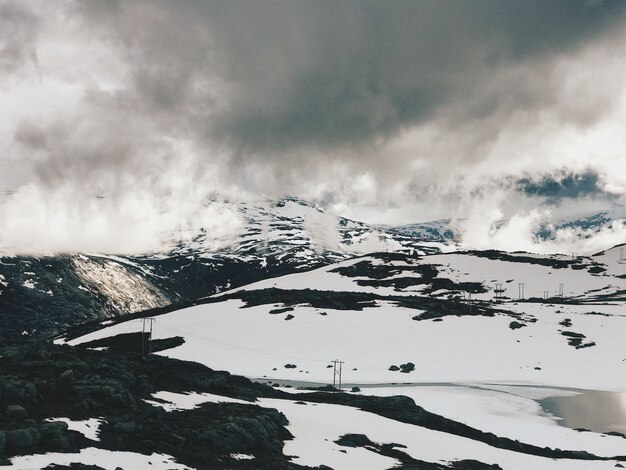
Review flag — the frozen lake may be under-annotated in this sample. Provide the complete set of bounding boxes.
[541,389,626,435]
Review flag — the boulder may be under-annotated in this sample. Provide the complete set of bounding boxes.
[335,433,371,447]
[6,428,40,450]
[40,421,69,439]
[2,381,38,403]
[59,369,74,383]
[0,347,24,361]
[49,436,70,450]
[198,429,220,446]
[113,421,136,433]
[136,375,154,394]
[5,405,27,420]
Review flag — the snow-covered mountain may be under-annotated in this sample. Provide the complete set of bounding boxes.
[390,206,626,245]
[388,218,457,243]
[0,197,447,340]
[536,206,626,240]
[2,196,624,341]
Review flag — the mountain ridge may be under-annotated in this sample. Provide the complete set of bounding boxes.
[0,197,445,341]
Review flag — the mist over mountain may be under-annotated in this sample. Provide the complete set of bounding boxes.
[1,0,626,256]
[0,197,446,340]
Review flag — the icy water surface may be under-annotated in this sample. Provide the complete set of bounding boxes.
[541,390,626,435]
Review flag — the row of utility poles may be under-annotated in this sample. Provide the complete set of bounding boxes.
[489,282,567,301]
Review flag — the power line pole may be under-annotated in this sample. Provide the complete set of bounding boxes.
[619,247,624,263]
[494,283,505,302]
[464,291,472,314]
[558,284,564,298]
[332,359,344,392]
[543,290,549,300]
[141,317,156,355]
[518,283,525,300]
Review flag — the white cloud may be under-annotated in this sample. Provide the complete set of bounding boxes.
[0,1,625,255]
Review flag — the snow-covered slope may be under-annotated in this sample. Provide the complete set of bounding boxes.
[60,247,626,390]
[56,246,626,469]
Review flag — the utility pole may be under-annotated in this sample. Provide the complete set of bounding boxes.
[332,360,344,392]
[518,283,525,300]
[464,292,472,314]
[543,291,549,300]
[558,284,564,298]
[494,283,505,302]
[619,248,624,263]
[141,317,156,355]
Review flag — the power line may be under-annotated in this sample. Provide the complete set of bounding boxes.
[332,359,344,392]
[154,321,332,363]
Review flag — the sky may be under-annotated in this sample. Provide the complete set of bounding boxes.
[1,0,626,255]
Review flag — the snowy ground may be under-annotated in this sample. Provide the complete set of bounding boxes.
[265,397,625,470]
[45,417,103,441]
[9,447,191,470]
[229,246,626,302]
[61,296,626,391]
[55,247,626,469]
[362,384,626,457]
[140,385,626,470]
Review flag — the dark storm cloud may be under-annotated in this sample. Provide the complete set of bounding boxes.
[518,172,602,199]
[70,0,626,156]
[211,0,626,153]
[3,0,626,255]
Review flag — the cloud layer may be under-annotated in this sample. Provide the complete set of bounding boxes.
[1,0,626,254]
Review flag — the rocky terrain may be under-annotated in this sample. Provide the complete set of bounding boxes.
[5,337,626,469]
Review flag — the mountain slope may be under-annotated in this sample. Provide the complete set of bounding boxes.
[0,197,446,341]
[60,245,626,388]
